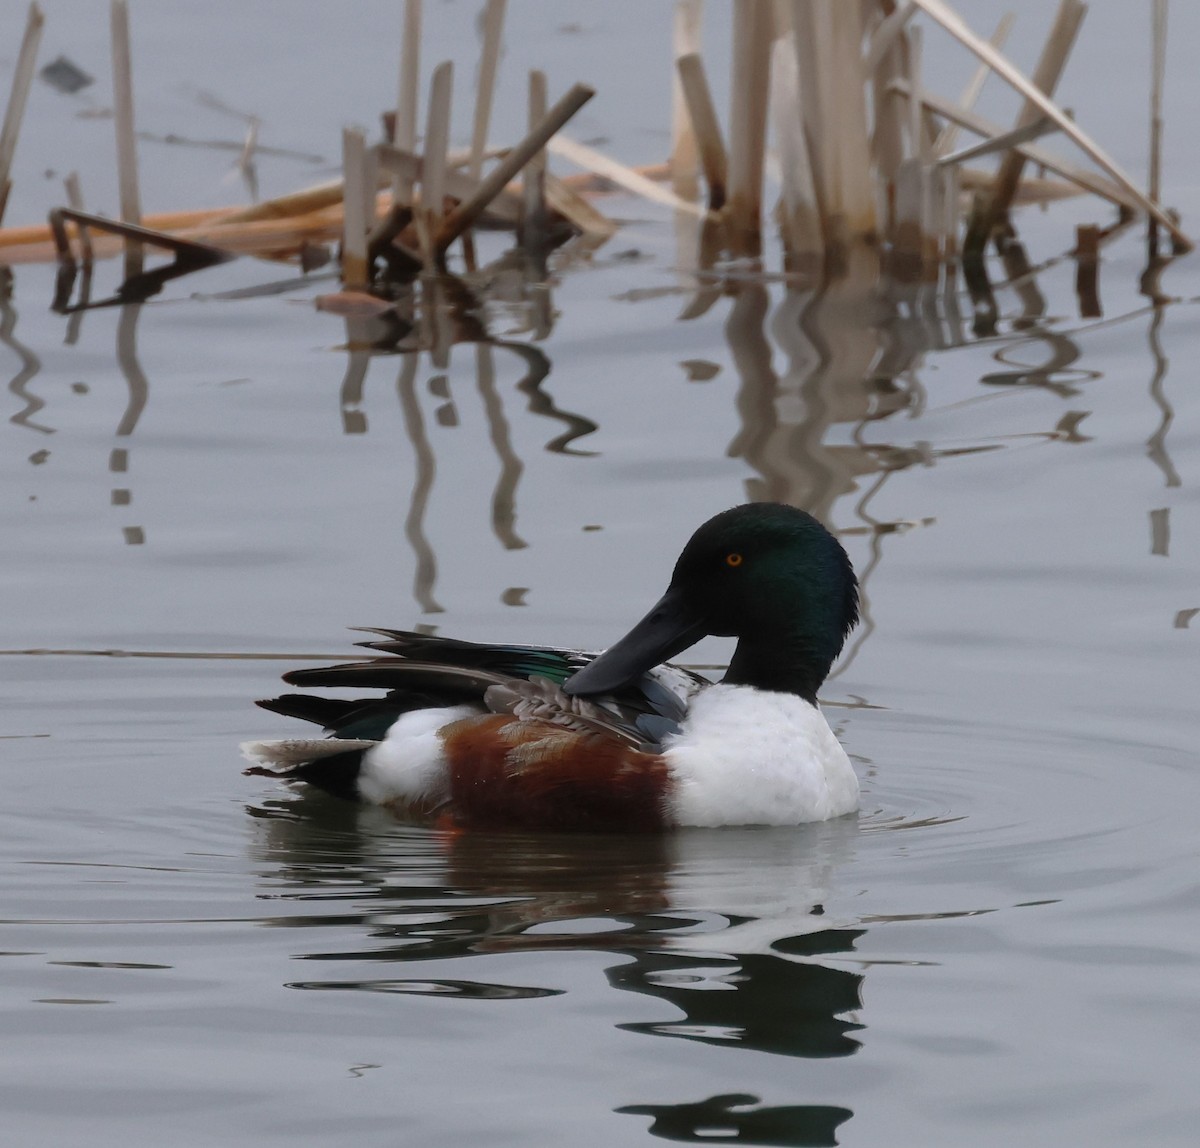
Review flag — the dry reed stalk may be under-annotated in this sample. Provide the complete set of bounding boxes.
[0,1,44,225]
[548,134,704,218]
[521,70,548,254]
[865,2,916,75]
[0,207,229,252]
[0,152,640,264]
[891,23,930,275]
[956,169,1077,205]
[556,160,672,193]
[982,0,1086,232]
[932,12,1015,157]
[393,0,422,207]
[907,23,925,169]
[436,83,597,252]
[865,0,911,196]
[910,86,1138,211]
[938,117,1057,169]
[7,232,139,266]
[50,207,231,271]
[225,148,516,231]
[543,173,617,239]
[165,210,345,251]
[768,27,820,263]
[676,53,727,212]
[911,0,1192,251]
[361,141,379,228]
[469,0,506,182]
[341,128,370,287]
[794,1,834,237]
[417,61,453,266]
[110,0,142,274]
[786,0,876,254]
[1148,0,1166,258]
[63,173,93,265]
[670,0,703,199]
[376,147,521,225]
[727,0,772,255]
[217,180,347,224]
[237,118,259,175]
[461,0,506,269]
[827,2,876,238]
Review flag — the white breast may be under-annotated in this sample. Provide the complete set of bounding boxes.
[663,684,859,827]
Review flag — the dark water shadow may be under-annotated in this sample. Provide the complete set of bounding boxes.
[612,928,865,1058]
[617,1093,853,1146]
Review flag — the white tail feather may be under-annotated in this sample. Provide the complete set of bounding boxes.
[240,738,377,771]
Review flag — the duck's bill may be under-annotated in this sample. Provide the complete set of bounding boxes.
[563,585,707,696]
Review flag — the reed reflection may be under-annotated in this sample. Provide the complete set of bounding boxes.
[386,333,597,612]
[1,268,49,436]
[111,303,147,545]
[9,206,1184,622]
[714,265,927,678]
[1145,303,1180,490]
[702,240,1185,676]
[331,263,598,616]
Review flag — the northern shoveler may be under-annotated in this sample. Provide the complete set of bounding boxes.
[242,502,860,831]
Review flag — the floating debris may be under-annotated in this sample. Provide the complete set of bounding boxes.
[39,55,93,95]
[680,359,720,382]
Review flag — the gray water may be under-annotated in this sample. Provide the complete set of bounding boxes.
[2,2,1198,1145]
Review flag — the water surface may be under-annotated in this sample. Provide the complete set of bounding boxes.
[2,3,1199,1145]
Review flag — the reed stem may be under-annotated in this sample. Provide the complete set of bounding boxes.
[0,2,43,225]
[110,0,142,275]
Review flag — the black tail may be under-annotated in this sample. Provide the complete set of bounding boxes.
[241,740,371,802]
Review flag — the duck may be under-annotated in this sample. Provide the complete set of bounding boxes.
[242,502,860,831]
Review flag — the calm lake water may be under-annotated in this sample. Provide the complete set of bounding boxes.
[2,2,1198,1145]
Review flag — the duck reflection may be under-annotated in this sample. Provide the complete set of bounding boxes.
[611,928,864,1059]
[617,1093,852,1146]
[248,796,865,1141]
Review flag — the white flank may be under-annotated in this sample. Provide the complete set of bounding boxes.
[357,704,480,807]
[664,685,859,827]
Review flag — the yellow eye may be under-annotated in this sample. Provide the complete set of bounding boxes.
[725,552,743,568]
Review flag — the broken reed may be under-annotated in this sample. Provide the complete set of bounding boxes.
[2,0,1191,302]
[668,0,1190,281]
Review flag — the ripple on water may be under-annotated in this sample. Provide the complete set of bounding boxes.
[285,978,563,999]
[854,709,1181,861]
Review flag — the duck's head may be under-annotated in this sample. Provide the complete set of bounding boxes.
[564,503,858,704]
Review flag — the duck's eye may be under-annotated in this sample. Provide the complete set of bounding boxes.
[725,552,743,568]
